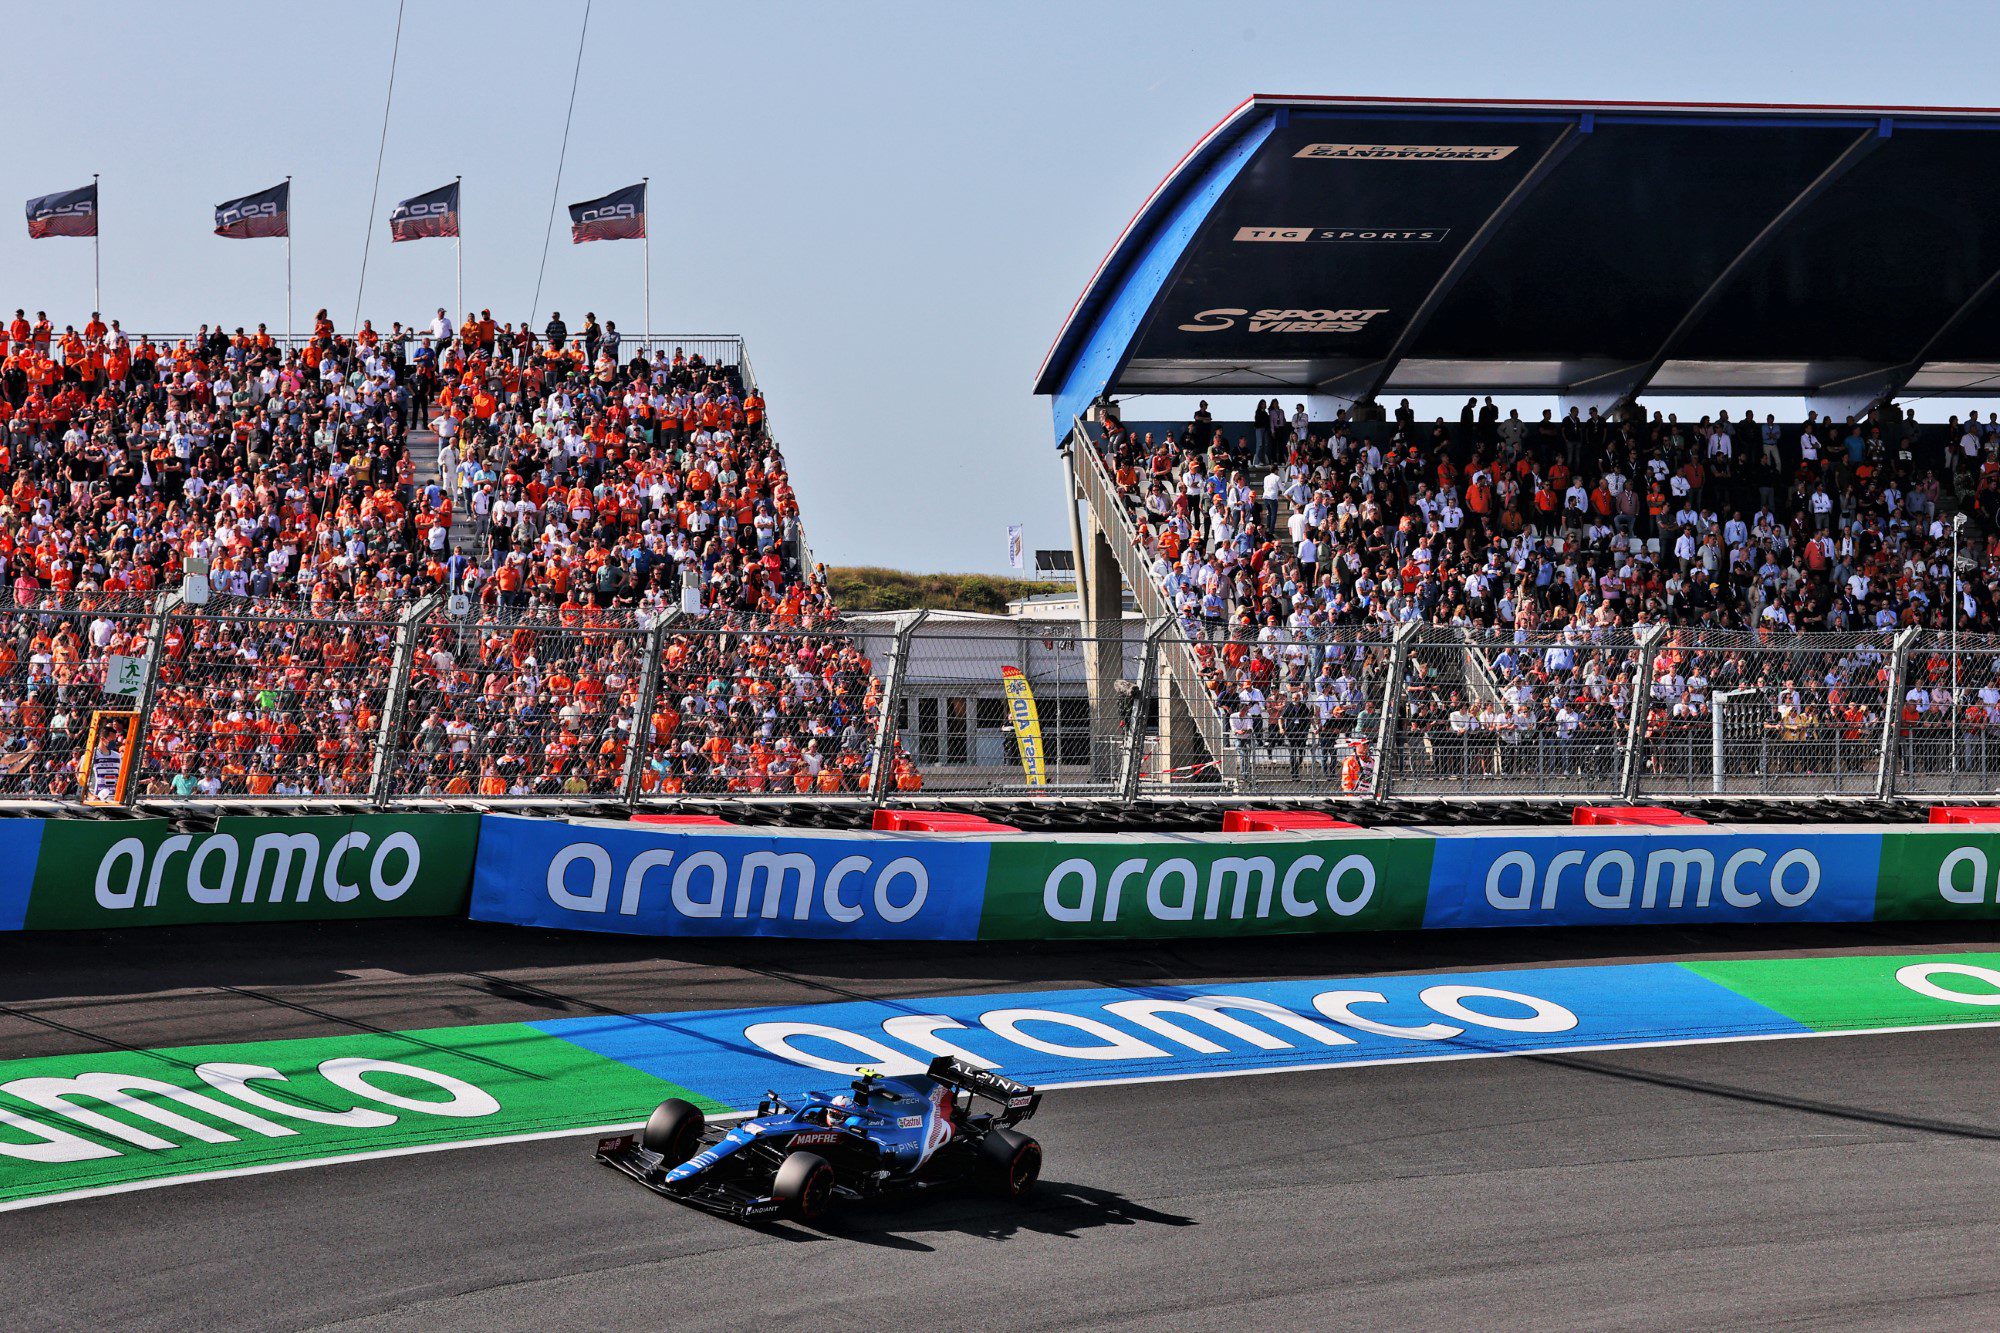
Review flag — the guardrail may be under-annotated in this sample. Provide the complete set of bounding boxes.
[105,331,751,375]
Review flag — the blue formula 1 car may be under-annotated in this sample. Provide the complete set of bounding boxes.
[594,1057,1043,1223]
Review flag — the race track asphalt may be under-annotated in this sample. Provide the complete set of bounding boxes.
[3,920,2000,1331]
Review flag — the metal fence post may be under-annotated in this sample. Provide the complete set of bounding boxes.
[869,609,927,805]
[1879,625,1921,800]
[369,593,441,807]
[1370,621,1419,799]
[1121,619,1172,801]
[620,610,675,805]
[1620,623,1666,800]
[125,591,183,803]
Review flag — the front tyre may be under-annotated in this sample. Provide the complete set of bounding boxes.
[772,1151,837,1222]
[640,1098,705,1167]
[978,1128,1041,1199]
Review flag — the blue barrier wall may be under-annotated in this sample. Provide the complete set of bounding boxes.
[468,814,993,940]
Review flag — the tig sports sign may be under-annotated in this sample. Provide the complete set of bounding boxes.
[1233,226,1448,243]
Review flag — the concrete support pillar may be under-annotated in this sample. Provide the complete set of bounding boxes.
[1153,651,1204,785]
[1082,509,1126,782]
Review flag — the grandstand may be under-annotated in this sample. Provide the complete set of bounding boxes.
[1038,96,2000,804]
[0,314,909,802]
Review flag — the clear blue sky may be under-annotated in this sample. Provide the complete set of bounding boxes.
[5,0,1994,572]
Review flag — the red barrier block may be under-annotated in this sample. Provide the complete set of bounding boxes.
[1929,806,2000,824]
[871,811,1021,833]
[1222,810,1363,833]
[1572,806,1707,827]
[630,814,735,827]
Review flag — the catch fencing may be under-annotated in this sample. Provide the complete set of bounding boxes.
[1,593,1997,807]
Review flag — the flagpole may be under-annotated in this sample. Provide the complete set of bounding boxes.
[641,177,651,352]
[92,174,101,315]
[453,175,463,328]
[285,176,294,349]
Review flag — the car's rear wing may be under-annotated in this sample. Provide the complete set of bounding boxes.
[928,1056,1040,1122]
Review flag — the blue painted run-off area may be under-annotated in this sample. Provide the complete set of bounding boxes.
[535,962,1806,1109]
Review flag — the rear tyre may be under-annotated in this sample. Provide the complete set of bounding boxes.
[640,1098,705,1167]
[978,1128,1041,1198]
[772,1151,836,1222]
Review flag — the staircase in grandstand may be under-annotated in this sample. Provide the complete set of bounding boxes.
[1066,418,1245,788]
[406,428,478,553]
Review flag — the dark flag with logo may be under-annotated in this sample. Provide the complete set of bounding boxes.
[214,181,290,239]
[568,183,646,243]
[389,181,460,242]
[26,183,98,238]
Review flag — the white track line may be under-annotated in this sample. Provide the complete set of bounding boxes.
[5,1015,2000,1216]
[0,1113,749,1217]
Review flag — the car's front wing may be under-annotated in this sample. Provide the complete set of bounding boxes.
[593,1133,790,1220]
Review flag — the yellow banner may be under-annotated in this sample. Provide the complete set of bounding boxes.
[999,665,1048,787]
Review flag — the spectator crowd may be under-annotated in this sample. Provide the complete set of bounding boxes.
[1093,393,2000,783]
[0,307,911,799]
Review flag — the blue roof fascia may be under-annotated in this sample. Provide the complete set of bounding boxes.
[1046,110,1278,434]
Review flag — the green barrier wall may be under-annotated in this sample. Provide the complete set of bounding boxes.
[23,813,479,929]
[976,833,1436,939]
[1875,829,2000,921]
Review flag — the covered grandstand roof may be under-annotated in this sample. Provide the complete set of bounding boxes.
[1036,95,2000,427]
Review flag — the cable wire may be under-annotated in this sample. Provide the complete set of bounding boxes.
[352,0,408,333]
[531,0,592,328]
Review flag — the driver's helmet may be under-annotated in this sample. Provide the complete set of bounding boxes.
[829,1094,862,1128]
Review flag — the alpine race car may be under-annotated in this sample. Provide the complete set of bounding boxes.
[593,1056,1042,1222]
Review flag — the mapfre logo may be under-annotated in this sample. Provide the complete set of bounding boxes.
[1177,308,1389,334]
[1295,143,1517,162]
[1234,226,1448,244]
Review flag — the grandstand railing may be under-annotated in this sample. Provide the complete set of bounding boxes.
[116,331,750,375]
[1065,418,1243,787]
[6,594,2000,810]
